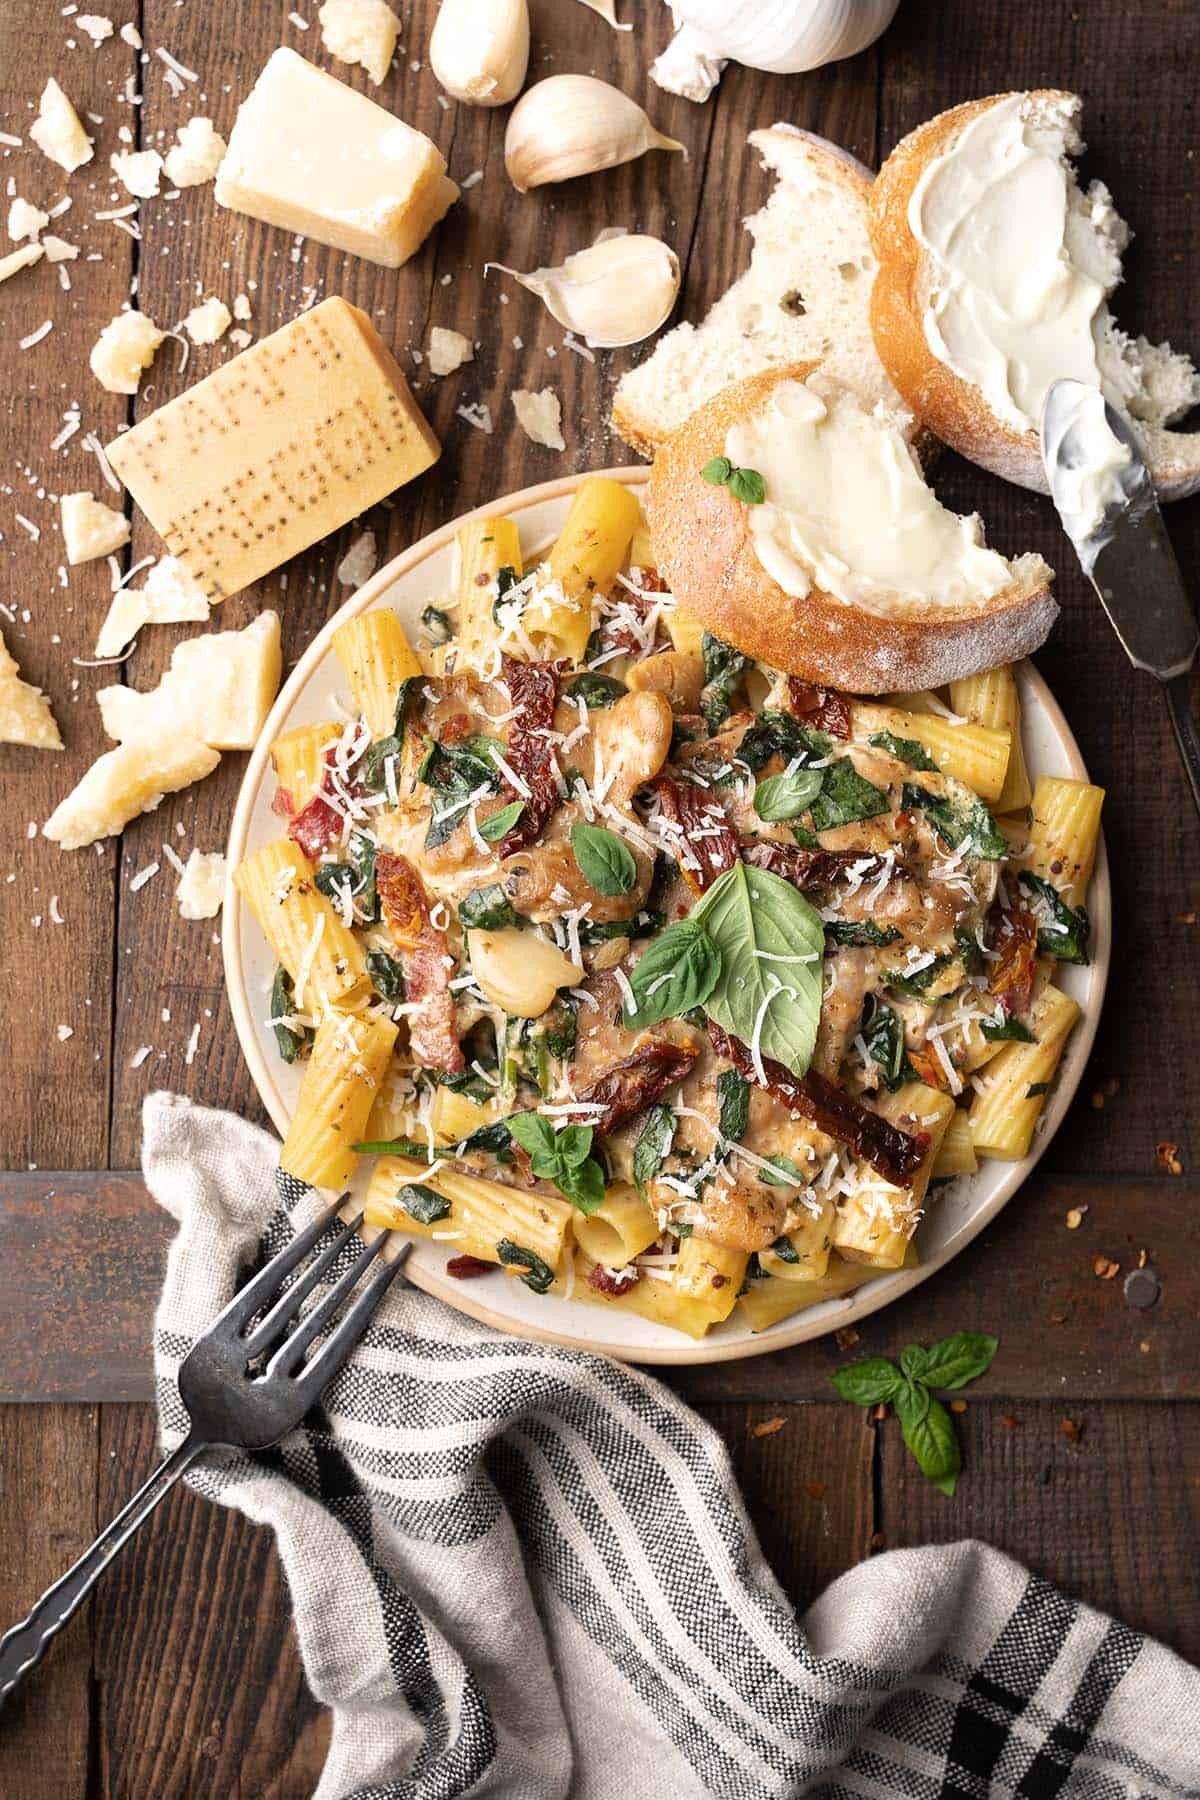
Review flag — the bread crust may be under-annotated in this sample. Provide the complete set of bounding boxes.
[869,91,1200,501]
[645,364,1057,694]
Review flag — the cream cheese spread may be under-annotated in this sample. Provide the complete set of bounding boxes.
[908,94,1125,435]
[1042,379,1141,573]
[724,376,1012,613]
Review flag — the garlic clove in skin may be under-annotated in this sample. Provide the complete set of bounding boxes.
[651,0,900,101]
[575,0,631,27]
[430,0,529,108]
[487,232,682,349]
[503,75,686,194]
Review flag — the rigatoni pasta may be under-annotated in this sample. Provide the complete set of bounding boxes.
[950,665,1032,813]
[331,609,422,740]
[280,1008,399,1187]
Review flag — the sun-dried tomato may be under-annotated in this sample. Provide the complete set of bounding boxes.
[655,778,739,893]
[989,902,1039,1018]
[376,851,465,1074]
[903,1045,951,1092]
[576,1040,700,1136]
[290,792,343,860]
[495,655,561,857]
[707,1022,927,1187]
[786,676,852,739]
[587,1263,641,1296]
[446,1255,492,1279]
[740,840,890,891]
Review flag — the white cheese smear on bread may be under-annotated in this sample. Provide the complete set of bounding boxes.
[725,375,1011,612]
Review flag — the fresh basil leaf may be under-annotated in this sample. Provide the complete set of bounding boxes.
[700,455,732,486]
[700,631,754,734]
[918,1331,999,1391]
[633,1103,676,1198]
[754,765,826,823]
[496,1239,555,1294]
[727,465,766,506]
[770,1234,800,1264]
[580,909,663,946]
[756,1154,808,1188]
[869,730,939,772]
[270,966,310,1064]
[421,604,453,644]
[366,949,405,1003]
[570,822,637,897]
[556,1124,594,1169]
[716,1068,750,1144]
[692,863,825,1078]
[479,800,524,843]
[558,1156,606,1215]
[824,920,901,948]
[809,758,890,831]
[506,1112,558,1162]
[899,1345,929,1381]
[860,996,907,1091]
[902,782,1007,860]
[828,1357,904,1407]
[459,884,522,932]
[895,1381,961,1494]
[562,671,626,709]
[397,1182,451,1225]
[980,1014,1034,1043]
[622,918,721,1030]
[505,1113,606,1214]
[1018,870,1090,965]
[738,711,829,774]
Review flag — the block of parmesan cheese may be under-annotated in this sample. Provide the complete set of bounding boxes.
[103,297,440,602]
[215,48,458,268]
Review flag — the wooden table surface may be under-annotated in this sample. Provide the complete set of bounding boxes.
[2,0,1198,1793]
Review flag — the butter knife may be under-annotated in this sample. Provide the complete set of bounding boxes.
[1041,377,1200,818]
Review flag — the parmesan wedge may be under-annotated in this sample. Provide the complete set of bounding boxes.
[0,631,63,750]
[44,734,220,850]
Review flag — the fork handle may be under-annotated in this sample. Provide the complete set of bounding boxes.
[0,1433,204,1710]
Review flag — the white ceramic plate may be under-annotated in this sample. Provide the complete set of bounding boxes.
[224,467,1110,1366]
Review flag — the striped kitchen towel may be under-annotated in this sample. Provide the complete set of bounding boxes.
[145,1093,1200,1800]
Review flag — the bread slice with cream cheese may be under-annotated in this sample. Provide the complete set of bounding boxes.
[646,364,1055,694]
[869,90,1200,497]
[612,126,905,458]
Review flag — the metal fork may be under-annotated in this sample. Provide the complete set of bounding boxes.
[0,1198,408,1709]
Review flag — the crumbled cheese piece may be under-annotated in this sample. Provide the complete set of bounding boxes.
[183,295,232,345]
[42,233,79,262]
[457,401,493,433]
[110,148,162,199]
[0,628,63,750]
[76,14,114,45]
[19,320,53,350]
[129,1045,153,1069]
[336,529,377,588]
[97,611,282,751]
[8,198,49,242]
[0,243,43,284]
[61,490,130,565]
[163,116,227,188]
[142,556,210,624]
[56,1024,74,1041]
[44,735,222,850]
[176,848,227,919]
[232,292,252,320]
[317,0,400,84]
[512,387,565,451]
[119,21,142,47]
[89,309,164,393]
[228,327,253,348]
[93,586,146,658]
[428,325,473,377]
[30,79,93,173]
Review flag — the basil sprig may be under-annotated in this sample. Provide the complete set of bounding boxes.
[570,822,637,897]
[479,800,524,843]
[692,863,825,1078]
[830,1331,999,1496]
[506,1114,606,1214]
[754,764,825,822]
[622,917,721,1031]
[700,456,766,506]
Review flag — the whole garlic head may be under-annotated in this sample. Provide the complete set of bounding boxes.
[504,75,685,193]
[652,0,900,102]
[487,232,681,348]
[430,0,529,107]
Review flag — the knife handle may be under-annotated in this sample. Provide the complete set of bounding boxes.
[1164,673,1200,823]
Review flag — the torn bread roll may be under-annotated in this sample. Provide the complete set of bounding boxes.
[646,364,1055,694]
[869,90,1200,498]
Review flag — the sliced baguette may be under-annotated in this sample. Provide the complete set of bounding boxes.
[646,364,1055,694]
[612,126,905,458]
[870,90,1200,498]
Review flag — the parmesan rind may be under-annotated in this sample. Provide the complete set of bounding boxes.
[0,630,63,750]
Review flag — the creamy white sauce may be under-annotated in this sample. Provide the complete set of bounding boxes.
[1042,380,1141,572]
[724,375,1011,614]
[908,94,1123,434]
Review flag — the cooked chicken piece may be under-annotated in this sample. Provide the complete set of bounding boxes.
[500,821,654,925]
[813,948,872,1079]
[626,650,704,713]
[564,690,673,804]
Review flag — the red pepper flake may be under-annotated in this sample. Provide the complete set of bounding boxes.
[1000,1414,1021,1429]
[1156,1141,1184,1175]
[751,1416,786,1438]
[870,1402,889,1422]
[1060,1418,1084,1444]
[1174,910,1197,925]
[949,1399,967,1415]
[835,1326,861,1351]
[446,1255,492,1279]
[1093,1255,1120,1280]
[802,1480,827,1499]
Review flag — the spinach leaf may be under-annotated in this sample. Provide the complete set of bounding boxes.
[756,1154,809,1188]
[1026,1080,1051,1098]
[860,996,907,1091]
[700,456,766,506]
[421,605,453,644]
[492,563,522,624]
[882,952,957,999]
[791,822,821,849]
[419,734,505,849]
[633,1103,677,1199]
[479,800,524,843]
[769,1234,800,1263]
[359,678,421,793]
[351,831,378,921]
[506,1113,606,1214]
[562,671,626,709]
[809,758,890,831]
[396,1182,451,1225]
[716,1068,750,1143]
[314,861,355,904]
[580,909,663,946]
[754,765,826,822]
[692,862,825,1078]
[622,917,721,1030]
[570,822,637,897]
[459,884,522,932]
[824,920,901,948]
[902,782,1007,860]
[366,949,406,1003]
[980,1014,1034,1043]
[1018,870,1090,965]
[270,966,311,1064]
[699,632,754,734]
[496,1239,555,1293]
[869,730,939,772]
[738,710,830,774]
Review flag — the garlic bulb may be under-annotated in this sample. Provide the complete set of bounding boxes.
[430,0,529,107]
[487,231,681,348]
[504,75,685,194]
[576,0,631,27]
[651,0,900,103]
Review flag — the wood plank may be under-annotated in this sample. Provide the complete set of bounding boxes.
[1,1169,1189,1404]
[880,1,1200,1180]
[0,1405,96,1800]
[876,1399,1200,1666]
[93,1404,328,1800]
